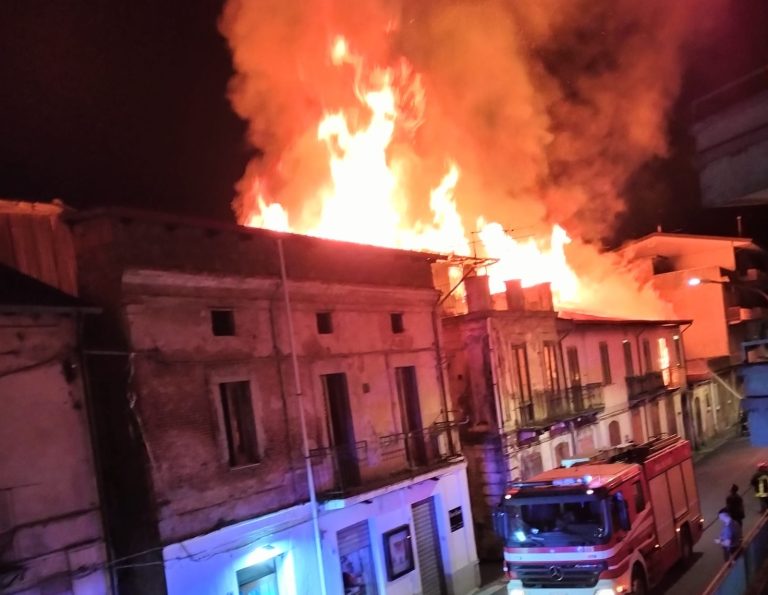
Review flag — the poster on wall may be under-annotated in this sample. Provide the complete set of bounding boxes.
[383,525,415,581]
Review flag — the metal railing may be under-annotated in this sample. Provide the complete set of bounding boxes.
[308,422,463,499]
[517,384,605,427]
[702,513,768,595]
[626,367,684,403]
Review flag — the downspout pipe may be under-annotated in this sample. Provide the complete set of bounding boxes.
[277,238,328,595]
[432,295,456,456]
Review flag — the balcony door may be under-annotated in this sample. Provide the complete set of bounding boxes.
[322,373,361,487]
[395,366,427,467]
[566,346,583,410]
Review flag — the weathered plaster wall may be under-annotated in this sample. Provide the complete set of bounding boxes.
[0,314,109,594]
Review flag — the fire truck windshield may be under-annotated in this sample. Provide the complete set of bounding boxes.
[502,495,609,547]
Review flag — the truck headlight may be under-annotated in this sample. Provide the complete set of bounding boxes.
[594,589,616,595]
[508,589,525,595]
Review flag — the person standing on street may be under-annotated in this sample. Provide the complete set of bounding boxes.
[715,508,742,561]
[726,484,745,526]
[751,463,768,512]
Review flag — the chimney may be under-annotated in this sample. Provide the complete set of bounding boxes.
[523,282,554,311]
[465,275,491,313]
[505,279,525,311]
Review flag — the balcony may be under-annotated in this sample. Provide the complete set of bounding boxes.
[517,383,605,428]
[626,367,683,404]
[308,422,463,500]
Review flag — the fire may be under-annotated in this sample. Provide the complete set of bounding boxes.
[242,37,596,313]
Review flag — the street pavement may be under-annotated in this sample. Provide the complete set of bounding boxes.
[475,433,768,595]
[656,434,768,594]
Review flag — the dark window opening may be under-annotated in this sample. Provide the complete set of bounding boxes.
[317,312,333,334]
[599,342,612,384]
[219,381,259,467]
[623,341,634,377]
[211,309,235,336]
[642,339,653,373]
[390,312,405,333]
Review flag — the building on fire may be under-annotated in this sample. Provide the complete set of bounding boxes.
[64,208,479,595]
[438,272,690,558]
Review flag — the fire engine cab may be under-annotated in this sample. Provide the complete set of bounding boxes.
[493,435,703,595]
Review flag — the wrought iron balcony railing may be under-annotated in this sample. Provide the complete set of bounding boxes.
[308,421,463,499]
[625,366,683,403]
[516,383,605,427]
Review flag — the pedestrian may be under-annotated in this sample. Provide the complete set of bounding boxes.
[751,462,768,512]
[726,484,745,526]
[715,508,742,561]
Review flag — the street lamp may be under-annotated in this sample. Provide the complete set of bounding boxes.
[687,276,768,305]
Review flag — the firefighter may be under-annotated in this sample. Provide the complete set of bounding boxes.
[751,463,768,512]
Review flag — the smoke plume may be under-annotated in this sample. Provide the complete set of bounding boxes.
[219,0,724,318]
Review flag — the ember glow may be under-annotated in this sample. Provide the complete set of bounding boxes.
[220,1,715,319]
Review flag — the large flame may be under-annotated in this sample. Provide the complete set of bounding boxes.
[241,36,673,319]
[245,37,593,309]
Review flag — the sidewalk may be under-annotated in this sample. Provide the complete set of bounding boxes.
[470,426,741,595]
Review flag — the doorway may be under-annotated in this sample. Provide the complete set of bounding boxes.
[395,366,427,467]
[322,373,361,487]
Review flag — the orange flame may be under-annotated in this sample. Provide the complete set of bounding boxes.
[243,37,624,315]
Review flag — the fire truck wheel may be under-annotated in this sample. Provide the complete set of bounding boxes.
[631,564,647,595]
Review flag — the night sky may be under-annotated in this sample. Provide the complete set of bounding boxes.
[1,0,767,245]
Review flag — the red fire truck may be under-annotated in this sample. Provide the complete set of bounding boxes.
[493,435,703,595]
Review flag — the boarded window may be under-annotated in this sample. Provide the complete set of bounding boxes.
[220,381,259,467]
[599,342,612,384]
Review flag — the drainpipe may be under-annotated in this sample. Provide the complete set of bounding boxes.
[679,323,700,448]
[277,238,327,595]
[431,296,455,456]
[486,317,504,435]
[76,312,118,594]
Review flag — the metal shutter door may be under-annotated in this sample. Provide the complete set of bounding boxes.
[412,498,446,595]
[338,521,378,595]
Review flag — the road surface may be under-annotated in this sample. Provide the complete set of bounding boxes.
[657,435,768,593]
[477,434,768,595]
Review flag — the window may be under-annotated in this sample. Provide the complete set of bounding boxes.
[566,346,581,385]
[390,312,404,334]
[316,311,333,334]
[219,381,259,467]
[673,335,684,367]
[599,342,612,384]
[511,344,533,421]
[633,481,645,513]
[622,340,634,377]
[642,339,653,373]
[543,341,564,394]
[608,420,621,446]
[211,309,235,336]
